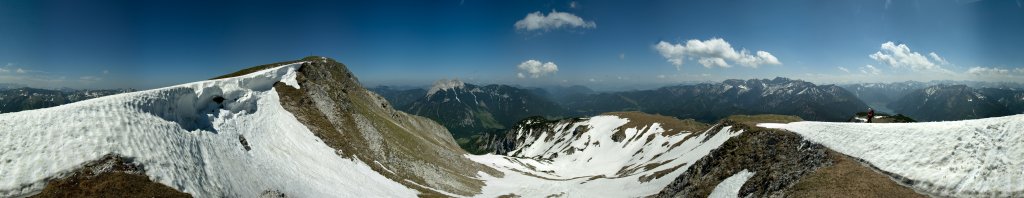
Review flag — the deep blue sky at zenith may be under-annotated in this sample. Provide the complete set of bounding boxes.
[0,0,1022,90]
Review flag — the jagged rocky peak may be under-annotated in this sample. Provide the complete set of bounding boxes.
[770,76,792,83]
[426,78,466,97]
[719,77,811,87]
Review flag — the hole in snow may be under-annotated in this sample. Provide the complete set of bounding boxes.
[213,96,225,105]
[239,135,251,151]
[134,86,261,133]
[260,190,286,197]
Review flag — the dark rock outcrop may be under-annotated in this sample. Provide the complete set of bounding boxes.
[31,154,190,198]
[655,121,832,197]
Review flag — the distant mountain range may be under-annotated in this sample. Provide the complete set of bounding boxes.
[888,84,1024,121]
[562,77,869,122]
[373,78,1024,154]
[838,81,1024,121]
[0,87,134,113]
[368,86,426,108]
[390,80,566,152]
[374,77,873,153]
[838,82,929,113]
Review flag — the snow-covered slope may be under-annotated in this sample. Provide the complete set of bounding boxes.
[0,62,415,197]
[708,169,755,198]
[468,114,744,197]
[760,115,1024,197]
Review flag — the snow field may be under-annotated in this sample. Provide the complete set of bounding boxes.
[759,115,1024,197]
[0,63,416,197]
[708,169,755,198]
[469,115,744,197]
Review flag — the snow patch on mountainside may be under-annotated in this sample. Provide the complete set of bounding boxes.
[426,79,465,97]
[708,169,755,198]
[759,115,1024,197]
[0,63,415,197]
[468,115,744,197]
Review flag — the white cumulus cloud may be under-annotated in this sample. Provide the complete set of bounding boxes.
[655,38,781,70]
[928,52,949,65]
[514,10,595,32]
[870,41,942,71]
[837,66,850,73]
[861,65,881,75]
[517,60,558,78]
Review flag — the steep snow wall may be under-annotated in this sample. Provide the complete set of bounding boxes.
[0,63,415,197]
[760,115,1024,197]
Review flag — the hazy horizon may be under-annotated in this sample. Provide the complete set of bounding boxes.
[1,0,1022,90]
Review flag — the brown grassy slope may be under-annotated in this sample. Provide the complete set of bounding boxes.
[785,150,927,198]
[31,155,190,198]
[603,111,710,136]
[725,114,803,126]
[273,57,498,196]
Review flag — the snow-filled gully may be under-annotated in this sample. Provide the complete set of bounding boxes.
[468,116,745,197]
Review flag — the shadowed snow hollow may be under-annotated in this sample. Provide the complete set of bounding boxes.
[759,115,1024,197]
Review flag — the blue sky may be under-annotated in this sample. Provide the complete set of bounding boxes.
[0,0,1022,90]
